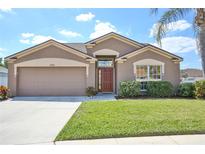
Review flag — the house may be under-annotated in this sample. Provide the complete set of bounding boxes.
[5,32,182,96]
[0,66,8,86]
[181,68,204,83]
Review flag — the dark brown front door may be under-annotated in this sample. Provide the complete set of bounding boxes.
[100,68,113,92]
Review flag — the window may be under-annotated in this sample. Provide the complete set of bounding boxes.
[136,65,148,80]
[136,65,162,81]
[135,65,162,91]
[149,65,161,80]
[134,59,164,91]
[97,60,113,67]
[140,81,147,91]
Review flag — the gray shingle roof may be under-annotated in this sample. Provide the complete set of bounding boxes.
[63,43,87,53]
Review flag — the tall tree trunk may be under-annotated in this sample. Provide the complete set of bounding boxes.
[198,26,205,76]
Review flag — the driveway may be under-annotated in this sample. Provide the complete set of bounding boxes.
[0,98,81,145]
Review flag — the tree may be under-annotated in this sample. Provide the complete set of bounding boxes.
[3,61,8,68]
[151,8,205,76]
[0,58,8,68]
[0,58,3,67]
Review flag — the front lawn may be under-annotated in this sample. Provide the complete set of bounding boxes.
[55,99,205,141]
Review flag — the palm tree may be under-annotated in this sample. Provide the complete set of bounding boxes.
[151,8,205,75]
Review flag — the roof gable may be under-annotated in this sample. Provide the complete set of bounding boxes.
[85,32,144,48]
[116,44,183,62]
[5,40,96,62]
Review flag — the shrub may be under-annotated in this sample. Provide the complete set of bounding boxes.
[119,80,140,97]
[194,80,205,98]
[146,81,173,97]
[86,87,97,97]
[177,83,194,97]
[0,85,9,100]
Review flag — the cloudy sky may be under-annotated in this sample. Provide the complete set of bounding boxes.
[0,8,200,69]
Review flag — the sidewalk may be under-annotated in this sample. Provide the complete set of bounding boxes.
[54,134,205,145]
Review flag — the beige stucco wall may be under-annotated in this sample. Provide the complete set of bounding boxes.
[8,45,95,96]
[87,38,140,57]
[116,50,180,93]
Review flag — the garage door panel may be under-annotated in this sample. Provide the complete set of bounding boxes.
[17,67,86,96]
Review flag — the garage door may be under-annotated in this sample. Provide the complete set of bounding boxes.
[17,67,86,96]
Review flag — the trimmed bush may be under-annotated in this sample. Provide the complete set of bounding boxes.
[119,80,140,97]
[0,85,9,100]
[177,83,194,97]
[194,80,205,98]
[86,87,97,97]
[146,81,173,97]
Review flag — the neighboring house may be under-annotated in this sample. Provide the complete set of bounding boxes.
[5,32,182,96]
[181,68,204,83]
[0,66,8,86]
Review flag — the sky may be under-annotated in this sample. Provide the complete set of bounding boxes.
[0,8,201,69]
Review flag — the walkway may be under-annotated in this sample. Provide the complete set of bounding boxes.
[11,93,116,102]
[54,134,205,145]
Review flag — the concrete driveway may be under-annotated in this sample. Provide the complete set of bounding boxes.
[0,98,81,145]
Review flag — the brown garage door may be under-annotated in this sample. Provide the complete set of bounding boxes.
[17,67,86,96]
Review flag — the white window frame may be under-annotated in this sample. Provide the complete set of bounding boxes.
[133,59,165,82]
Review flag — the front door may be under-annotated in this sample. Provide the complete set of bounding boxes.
[99,68,113,92]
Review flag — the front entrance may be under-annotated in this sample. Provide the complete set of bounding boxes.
[97,58,114,93]
[99,68,113,92]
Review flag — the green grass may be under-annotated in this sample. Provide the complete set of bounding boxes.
[55,99,205,141]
